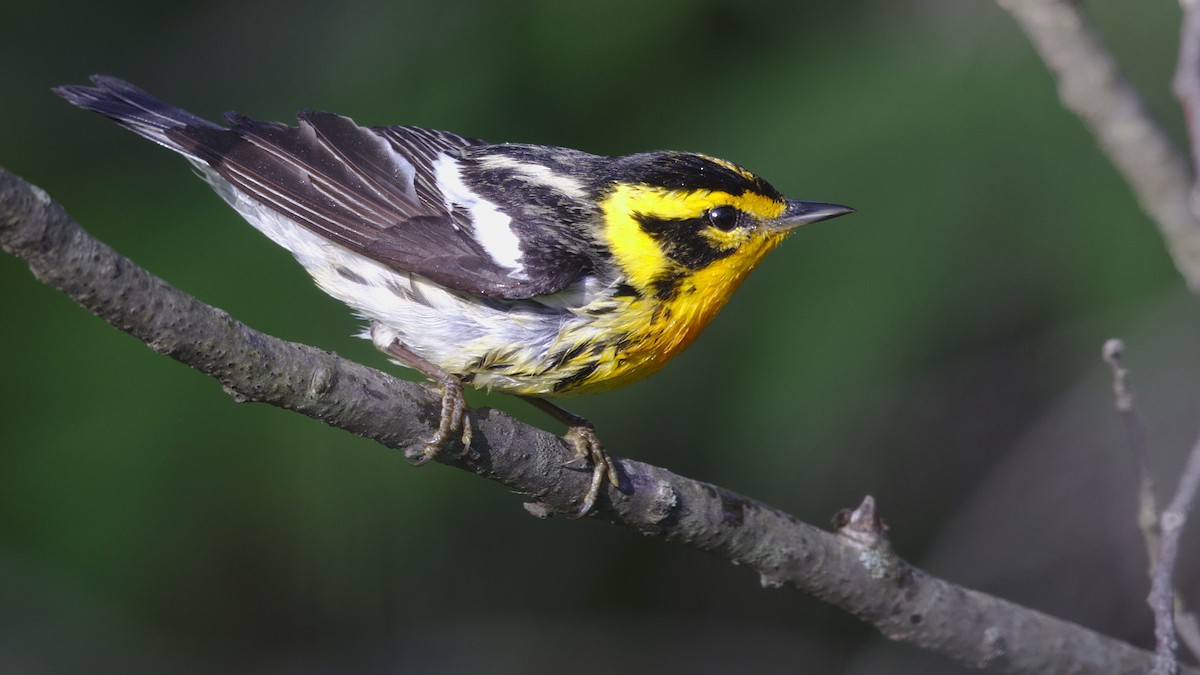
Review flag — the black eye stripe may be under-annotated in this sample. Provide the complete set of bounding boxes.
[636,213,737,270]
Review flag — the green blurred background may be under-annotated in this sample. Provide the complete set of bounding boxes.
[3,1,1198,673]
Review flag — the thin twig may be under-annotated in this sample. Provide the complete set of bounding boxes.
[998,0,1200,291]
[1,167,1192,674]
[1151,434,1200,675]
[1102,338,1160,566]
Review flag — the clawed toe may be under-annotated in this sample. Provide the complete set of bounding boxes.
[563,424,617,518]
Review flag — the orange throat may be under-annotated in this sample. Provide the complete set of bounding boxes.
[565,232,787,395]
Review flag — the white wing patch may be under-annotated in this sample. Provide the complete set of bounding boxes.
[433,154,527,279]
[476,154,588,200]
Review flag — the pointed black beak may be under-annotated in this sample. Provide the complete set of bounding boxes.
[773,200,855,229]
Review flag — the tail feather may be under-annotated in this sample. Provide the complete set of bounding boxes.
[53,75,220,159]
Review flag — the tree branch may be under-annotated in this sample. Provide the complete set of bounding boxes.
[998,0,1200,291]
[0,165,1188,674]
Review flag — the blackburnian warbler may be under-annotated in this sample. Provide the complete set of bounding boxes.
[55,75,853,516]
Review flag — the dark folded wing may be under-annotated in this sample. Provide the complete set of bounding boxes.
[55,76,593,298]
[167,111,584,299]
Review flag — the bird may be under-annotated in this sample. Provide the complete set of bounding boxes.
[54,75,853,517]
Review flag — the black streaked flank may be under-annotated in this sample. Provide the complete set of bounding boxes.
[548,341,591,369]
[612,282,640,298]
[612,333,637,353]
[553,361,601,393]
[650,303,674,324]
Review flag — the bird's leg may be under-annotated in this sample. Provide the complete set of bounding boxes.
[371,323,471,464]
[521,396,619,518]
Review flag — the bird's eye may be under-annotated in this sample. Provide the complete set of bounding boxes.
[707,206,738,231]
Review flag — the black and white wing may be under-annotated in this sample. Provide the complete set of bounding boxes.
[54,75,593,299]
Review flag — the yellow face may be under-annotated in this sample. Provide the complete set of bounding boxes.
[597,182,792,301]
[558,181,798,395]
